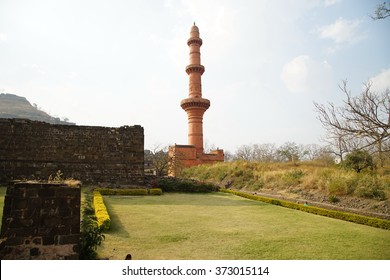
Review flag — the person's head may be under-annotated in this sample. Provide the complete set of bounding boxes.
[125,254,132,260]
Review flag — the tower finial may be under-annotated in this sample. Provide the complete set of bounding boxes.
[194,21,196,26]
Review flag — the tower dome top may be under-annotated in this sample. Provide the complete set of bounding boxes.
[190,23,200,37]
[191,22,199,31]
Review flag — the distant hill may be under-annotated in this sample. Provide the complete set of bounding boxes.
[0,93,75,125]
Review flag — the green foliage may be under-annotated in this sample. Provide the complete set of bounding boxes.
[80,217,106,260]
[327,176,356,196]
[354,174,387,200]
[156,178,218,193]
[149,188,163,195]
[222,189,390,230]
[328,195,340,203]
[96,188,163,195]
[343,150,375,173]
[326,173,387,200]
[80,190,105,260]
[282,169,305,186]
[97,188,149,196]
[93,191,111,231]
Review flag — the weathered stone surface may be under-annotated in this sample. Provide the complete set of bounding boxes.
[0,183,81,259]
[0,118,144,185]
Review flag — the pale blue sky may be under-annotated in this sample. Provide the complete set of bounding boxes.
[0,0,389,152]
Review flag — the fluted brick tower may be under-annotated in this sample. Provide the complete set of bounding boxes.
[180,23,210,154]
[168,24,224,176]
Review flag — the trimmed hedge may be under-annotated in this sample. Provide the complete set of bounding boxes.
[96,188,162,196]
[157,178,219,193]
[149,188,163,195]
[93,190,111,231]
[221,189,390,230]
[96,188,148,196]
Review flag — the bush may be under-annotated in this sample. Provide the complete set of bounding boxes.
[79,217,105,260]
[328,195,340,203]
[93,191,111,231]
[149,188,163,195]
[343,150,375,173]
[354,175,387,200]
[80,189,105,260]
[282,169,305,186]
[96,188,148,196]
[326,172,360,196]
[157,178,219,193]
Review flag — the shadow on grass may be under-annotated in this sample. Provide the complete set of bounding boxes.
[103,199,130,237]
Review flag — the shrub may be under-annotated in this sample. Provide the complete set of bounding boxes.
[326,173,358,196]
[282,169,305,186]
[157,178,218,192]
[354,175,387,200]
[149,188,163,195]
[328,195,340,203]
[80,189,105,260]
[93,191,111,231]
[343,150,375,173]
[96,188,148,196]
[79,217,105,260]
[327,177,348,196]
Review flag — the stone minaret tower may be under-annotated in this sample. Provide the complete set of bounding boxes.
[180,23,210,154]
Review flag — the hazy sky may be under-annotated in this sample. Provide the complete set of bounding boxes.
[1,0,389,152]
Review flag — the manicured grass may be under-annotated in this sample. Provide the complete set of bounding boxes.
[97,192,390,260]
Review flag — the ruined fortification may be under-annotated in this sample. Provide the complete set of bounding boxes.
[0,182,80,260]
[0,118,144,185]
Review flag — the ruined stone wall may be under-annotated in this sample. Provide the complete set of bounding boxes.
[0,118,144,185]
[0,182,80,260]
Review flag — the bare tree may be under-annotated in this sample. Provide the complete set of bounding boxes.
[320,128,366,162]
[252,143,278,162]
[223,150,234,162]
[145,145,169,176]
[204,140,217,153]
[277,142,300,163]
[370,2,390,20]
[234,144,254,161]
[299,144,323,161]
[314,81,390,166]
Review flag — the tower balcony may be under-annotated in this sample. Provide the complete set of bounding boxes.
[187,37,203,46]
[180,98,210,111]
[185,64,205,75]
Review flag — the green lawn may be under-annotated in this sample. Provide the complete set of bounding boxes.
[97,192,390,260]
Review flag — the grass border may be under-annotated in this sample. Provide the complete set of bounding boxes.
[221,189,390,230]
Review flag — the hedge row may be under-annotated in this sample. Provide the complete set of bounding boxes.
[156,178,219,193]
[221,189,390,230]
[96,188,162,196]
[93,190,111,231]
